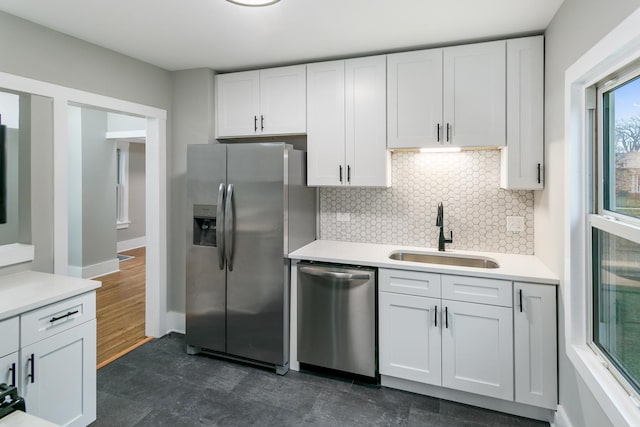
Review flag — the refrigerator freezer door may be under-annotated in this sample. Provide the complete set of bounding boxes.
[186,144,227,353]
[226,143,288,365]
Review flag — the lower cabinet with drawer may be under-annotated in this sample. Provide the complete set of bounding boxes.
[0,291,97,427]
[379,268,556,411]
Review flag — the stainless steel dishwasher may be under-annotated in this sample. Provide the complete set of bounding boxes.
[297,262,377,380]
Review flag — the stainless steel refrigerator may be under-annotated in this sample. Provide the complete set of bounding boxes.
[185,142,316,374]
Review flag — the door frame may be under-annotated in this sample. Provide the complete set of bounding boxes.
[0,70,168,337]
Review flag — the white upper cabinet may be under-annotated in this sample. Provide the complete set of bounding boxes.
[306,60,346,186]
[443,40,506,147]
[501,36,544,190]
[307,56,390,187]
[387,49,444,148]
[387,40,506,149]
[216,65,306,138]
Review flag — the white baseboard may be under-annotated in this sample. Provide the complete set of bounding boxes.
[68,258,119,279]
[552,405,573,427]
[166,310,185,335]
[117,236,146,252]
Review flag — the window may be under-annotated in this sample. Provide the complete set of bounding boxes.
[591,67,640,398]
[116,141,130,229]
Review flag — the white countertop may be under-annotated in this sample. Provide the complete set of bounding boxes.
[0,271,101,321]
[0,411,59,427]
[289,240,559,285]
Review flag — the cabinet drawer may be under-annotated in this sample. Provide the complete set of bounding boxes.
[379,269,441,298]
[442,275,512,307]
[21,292,96,347]
[0,316,19,357]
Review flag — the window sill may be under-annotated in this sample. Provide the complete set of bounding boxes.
[116,221,130,230]
[567,343,640,427]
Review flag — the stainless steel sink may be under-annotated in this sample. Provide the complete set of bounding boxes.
[389,251,500,269]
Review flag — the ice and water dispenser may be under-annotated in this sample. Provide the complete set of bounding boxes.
[193,204,217,247]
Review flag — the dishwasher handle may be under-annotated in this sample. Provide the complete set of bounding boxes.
[298,265,372,281]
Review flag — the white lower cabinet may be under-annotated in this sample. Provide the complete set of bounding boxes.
[20,320,96,427]
[379,268,557,410]
[379,292,441,385]
[441,299,513,400]
[1,352,19,388]
[514,282,557,409]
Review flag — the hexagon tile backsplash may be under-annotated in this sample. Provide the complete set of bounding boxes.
[319,150,534,255]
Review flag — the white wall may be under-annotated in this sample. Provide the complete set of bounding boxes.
[540,0,640,425]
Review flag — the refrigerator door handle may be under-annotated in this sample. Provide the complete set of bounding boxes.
[216,183,226,270]
[225,183,234,271]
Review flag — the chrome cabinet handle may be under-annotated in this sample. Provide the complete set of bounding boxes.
[224,184,234,271]
[216,183,225,270]
[298,266,371,281]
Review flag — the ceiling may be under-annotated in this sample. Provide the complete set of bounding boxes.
[0,0,564,72]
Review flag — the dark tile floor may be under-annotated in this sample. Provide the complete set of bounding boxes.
[92,333,550,427]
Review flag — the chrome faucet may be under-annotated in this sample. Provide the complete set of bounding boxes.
[436,202,453,251]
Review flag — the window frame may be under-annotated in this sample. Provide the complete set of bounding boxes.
[116,140,130,229]
[588,64,640,401]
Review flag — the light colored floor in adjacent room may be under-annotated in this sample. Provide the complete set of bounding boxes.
[95,247,149,368]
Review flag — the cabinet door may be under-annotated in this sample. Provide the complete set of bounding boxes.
[387,49,444,148]
[21,320,96,427]
[443,40,506,147]
[345,55,390,187]
[442,300,513,400]
[306,60,346,186]
[379,292,441,385]
[514,282,557,409]
[259,65,306,135]
[501,36,544,190]
[216,70,260,137]
[0,352,19,389]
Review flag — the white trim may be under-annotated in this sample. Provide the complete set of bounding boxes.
[68,258,119,279]
[117,237,146,253]
[590,214,640,244]
[552,405,574,427]
[116,221,131,230]
[106,130,146,140]
[564,6,640,427]
[166,310,185,334]
[0,70,167,340]
[0,243,34,268]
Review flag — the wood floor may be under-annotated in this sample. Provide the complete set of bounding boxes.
[95,247,148,367]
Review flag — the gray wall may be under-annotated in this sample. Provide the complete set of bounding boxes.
[68,106,117,269]
[169,68,216,313]
[30,95,54,272]
[117,142,146,242]
[0,12,171,110]
[540,1,640,426]
[81,108,116,266]
[0,11,171,275]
